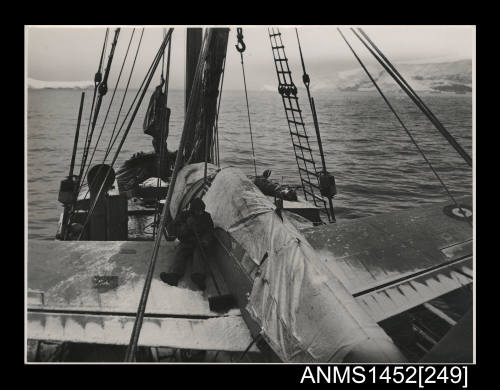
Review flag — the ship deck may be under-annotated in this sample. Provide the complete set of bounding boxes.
[27,239,258,355]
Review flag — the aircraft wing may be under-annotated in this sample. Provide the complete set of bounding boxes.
[27,240,257,353]
[302,197,473,322]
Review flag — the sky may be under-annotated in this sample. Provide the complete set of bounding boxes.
[26,25,475,91]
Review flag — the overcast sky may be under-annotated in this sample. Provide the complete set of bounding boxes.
[26,25,475,91]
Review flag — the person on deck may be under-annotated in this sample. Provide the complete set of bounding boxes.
[160,198,214,290]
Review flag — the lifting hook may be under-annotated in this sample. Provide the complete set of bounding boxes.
[235,27,246,53]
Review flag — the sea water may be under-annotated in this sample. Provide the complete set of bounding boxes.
[27,88,472,240]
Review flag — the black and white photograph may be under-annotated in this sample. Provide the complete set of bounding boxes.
[25,25,474,365]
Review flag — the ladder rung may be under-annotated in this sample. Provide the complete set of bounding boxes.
[292,143,311,152]
[302,178,321,190]
[297,155,315,164]
[272,46,284,51]
[303,189,324,202]
[275,58,288,62]
[298,166,318,176]
[285,107,301,113]
[277,70,291,74]
[288,119,304,126]
[290,131,308,138]
[269,33,282,37]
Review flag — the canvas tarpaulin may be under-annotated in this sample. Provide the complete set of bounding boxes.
[170,164,405,362]
[169,163,219,218]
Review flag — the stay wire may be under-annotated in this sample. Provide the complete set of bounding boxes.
[159,34,172,169]
[295,28,335,222]
[77,28,109,190]
[161,28,166,82]
[124,28,207,362]
[104,28,145,159]
[79,28,121,193]
[338,28,471,227]
[163,33,172,102]
[354,28,472,168]
[154,33,173,238]
[81,28,114,175]
[73,28,144,213]
[104,31,157,161]
[102,29,164,164]
[85,28,162,204]
[81,28,136,187]
[77,29,173,241]
[98,29,109,74]
[236,29,258,177]
[238,332,262,362]
[213,50,227,167]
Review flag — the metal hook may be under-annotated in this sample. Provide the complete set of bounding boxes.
[235,27,246,53]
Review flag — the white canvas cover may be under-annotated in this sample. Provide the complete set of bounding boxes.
[169,163,220,218]
[170,164,405,362]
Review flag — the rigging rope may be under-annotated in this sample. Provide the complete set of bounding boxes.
[205,35,228,174]
[70,29,144,217]
[158,37,172,173]
[104,28,145,159]
[78,28,120,195]
[353,28,472,168]
[161,29,166,82]
[338,28,471,226]
[103,31,163,162]
[295,28,335,223]
[77,29,174,242]
[92,27,160,193]
[237,332,262,362]
[235,28,258,177]
[213,53,226,167]
[76,28,109,193]
[98,30,109,76]
[124,29,209,361]
[154,32,173,239]
[81,28,136,187]
[163,29,172,100]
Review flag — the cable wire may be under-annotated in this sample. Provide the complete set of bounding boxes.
[236,28,258,177]
[81,28,136,186]
[353,28,472,168]
[338,28,471,226]
[77,29,173,241]
[76,28,109,191]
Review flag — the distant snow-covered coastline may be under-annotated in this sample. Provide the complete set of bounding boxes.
[27,78,94,90]
[256,59,472,94]
[333,59,472,94]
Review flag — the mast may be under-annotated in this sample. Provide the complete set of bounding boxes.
[185,28,203,114]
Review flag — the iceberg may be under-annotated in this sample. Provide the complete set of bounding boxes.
[27,78,94,90]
